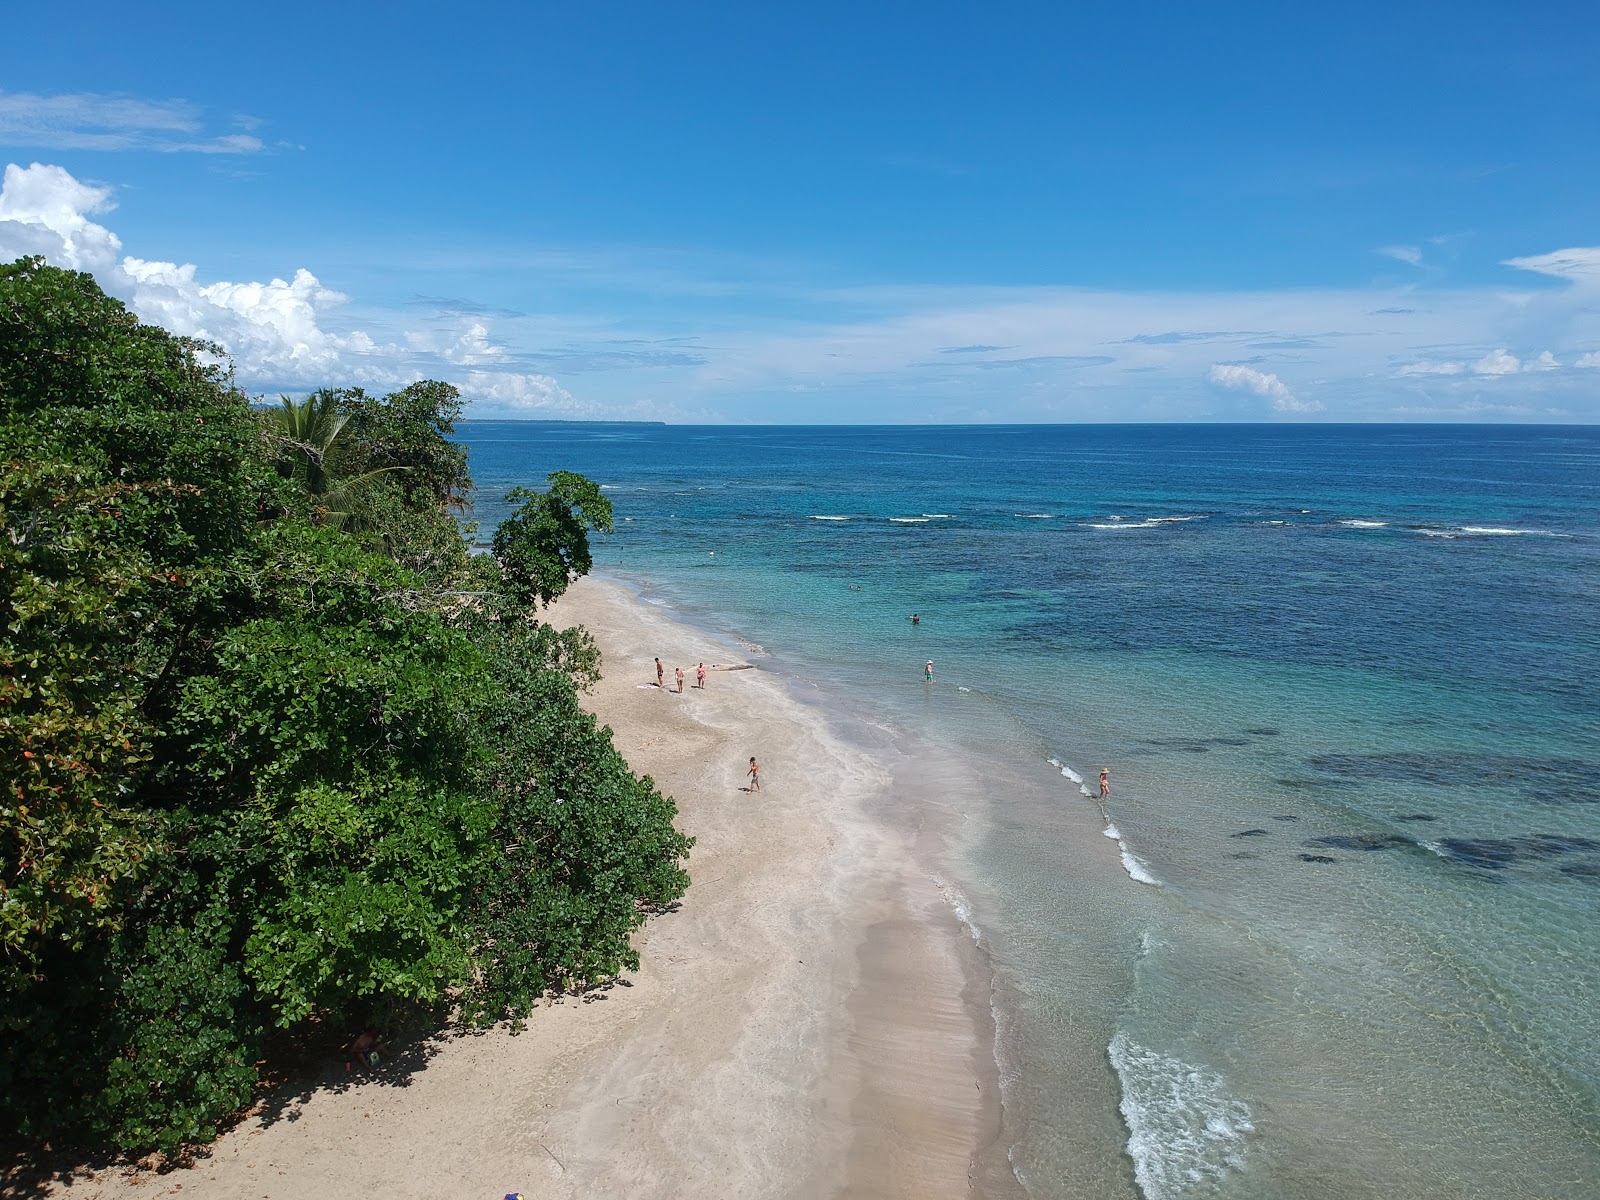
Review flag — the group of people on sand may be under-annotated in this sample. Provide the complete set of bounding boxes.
[655,656,706,693]
[651,655,760,793]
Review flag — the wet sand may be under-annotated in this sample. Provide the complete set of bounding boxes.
[50,576,1015,1200]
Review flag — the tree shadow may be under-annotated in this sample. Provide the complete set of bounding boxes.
[1,1007,449,1198]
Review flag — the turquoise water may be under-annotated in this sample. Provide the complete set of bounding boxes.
[462,424,1600,1199]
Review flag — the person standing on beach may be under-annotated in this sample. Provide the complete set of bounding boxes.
[924,659,934,682]
[696,662,706,689]
[747,756,762,793]
[655,657,664,688]
[1099,768,1111,798]
[676,666,685,693]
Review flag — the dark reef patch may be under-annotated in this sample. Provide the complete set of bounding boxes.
[1299,854,1339,863]
[1142,735,1252,753]
[1310,834,1413,852]
[1305,752,1600,804]
[1232,829,1270,838]
[1394,813,1437,822]
[1431,835,1600,871]
[1244,727,1281,737]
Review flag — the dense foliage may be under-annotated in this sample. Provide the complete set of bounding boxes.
[0,258,691,1157]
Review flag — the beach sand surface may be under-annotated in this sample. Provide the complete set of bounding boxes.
[45,577,1013,1200]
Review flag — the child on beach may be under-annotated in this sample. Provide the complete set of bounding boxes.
[747,756,762,793]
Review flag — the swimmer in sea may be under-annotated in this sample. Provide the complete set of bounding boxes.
[911,613,920,625]
[925,659,934,682]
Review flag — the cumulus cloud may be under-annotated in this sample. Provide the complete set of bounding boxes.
[1472,348,1521,376]
[0,161,586,413]
[1397,348,1565,378]
[0,90,263,154]
[1576,352,1600,368]
[1378,244,1423,266]
[460,369,579,413]
[1503,247,1600,284]
[1207,363,1323,413]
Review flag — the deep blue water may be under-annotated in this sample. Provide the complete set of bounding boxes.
[462,423,1600,1199]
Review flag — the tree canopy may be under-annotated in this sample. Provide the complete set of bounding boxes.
[0,257,691,1159]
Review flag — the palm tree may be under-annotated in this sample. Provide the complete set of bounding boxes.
[266,389,404,530]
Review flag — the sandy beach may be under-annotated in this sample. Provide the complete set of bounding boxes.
[47,576,1014,1200]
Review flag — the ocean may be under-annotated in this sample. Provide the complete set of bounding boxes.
[460,423,1600,1200]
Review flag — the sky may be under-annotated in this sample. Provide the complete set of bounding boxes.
[2,0,1599,423]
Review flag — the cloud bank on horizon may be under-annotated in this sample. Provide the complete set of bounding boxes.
[2,160,1598,423]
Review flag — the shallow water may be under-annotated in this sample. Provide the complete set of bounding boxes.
[463,423,1600,1199]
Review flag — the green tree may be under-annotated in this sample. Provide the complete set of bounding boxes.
[492,471,615,608]
[265,389,405,530]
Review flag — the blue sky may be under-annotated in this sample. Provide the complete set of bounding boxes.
[2,0,1598,421]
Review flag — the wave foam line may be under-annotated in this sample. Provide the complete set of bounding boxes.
[888,516,931,523]
[1108,1034,1254,1200]
[810,514,851,521]
[1046,757,1085,784]
[1339,519,1388,528]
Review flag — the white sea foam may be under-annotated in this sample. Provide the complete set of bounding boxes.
[811,515,851,521]
[1046,757,1084,783]
[889,516,931,523]
[1108,1034,1254,1200]
[931,874,983,945]
[922,513,955,519]
[1340,519,1389,528]
[957,685,971,692]
[1119,844,1161,886]
[1080,784,1094,797]
[1415,525,1562,538]
[1099,823,1161,885]
[1014,512,1056,518]
[1086,520,1163,530]
[1148,516,1204,523]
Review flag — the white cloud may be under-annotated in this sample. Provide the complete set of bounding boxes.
[1207,363,1324,413]
[0,162,122,271]
[0,90,263,154]
[1576,352,1600,368]
[1378,245,1423,266]
[1397,359,1467,376]
[1472,348,1521,375]
[1503,247,1600,284]
[0,161,590,410]
[1526,350,1559,372]
[406,321,510,366]
[461,369,579,414]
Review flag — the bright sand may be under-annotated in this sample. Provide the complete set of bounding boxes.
[52,577,1016,1199]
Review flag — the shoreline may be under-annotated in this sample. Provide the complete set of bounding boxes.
[48,575,1017,1199]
